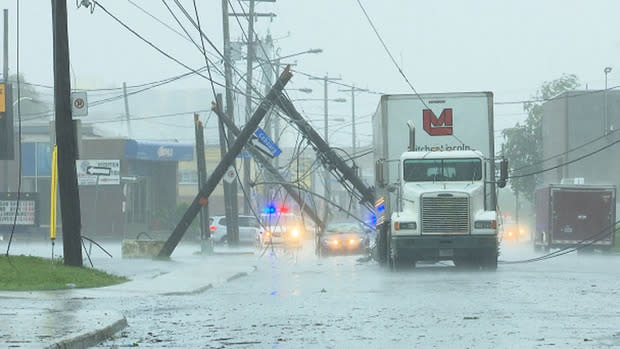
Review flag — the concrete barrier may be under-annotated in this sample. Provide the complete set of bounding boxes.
[121,239,166,258]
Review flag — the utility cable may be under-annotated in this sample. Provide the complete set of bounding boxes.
[508,135,620,179]
[499,220,618,264]
[92,1,227,89]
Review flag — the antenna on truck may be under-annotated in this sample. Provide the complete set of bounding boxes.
[407,121,416,151]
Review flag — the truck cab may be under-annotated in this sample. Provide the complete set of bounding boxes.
[388,150,498,268]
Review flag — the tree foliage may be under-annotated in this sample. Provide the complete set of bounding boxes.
[502,74,580,202]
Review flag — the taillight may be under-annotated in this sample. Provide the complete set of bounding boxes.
[209,225,216,232]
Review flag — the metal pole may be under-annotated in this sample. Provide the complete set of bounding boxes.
[605,70,609,135]
[122,82,132,138]
[52,0,83,267]
[351,86,356,155]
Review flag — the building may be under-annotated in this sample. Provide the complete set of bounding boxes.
[0,121,193,240]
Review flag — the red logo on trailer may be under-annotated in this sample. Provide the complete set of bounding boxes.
[423,108,453,136]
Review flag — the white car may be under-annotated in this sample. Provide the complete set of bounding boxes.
[258,212,305,247]
[209,215,261,244]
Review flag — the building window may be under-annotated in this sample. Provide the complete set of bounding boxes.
[178,170,198,184]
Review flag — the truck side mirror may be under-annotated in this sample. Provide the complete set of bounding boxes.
[498,158,508,188]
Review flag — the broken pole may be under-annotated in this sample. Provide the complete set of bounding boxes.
[157,66,292,258]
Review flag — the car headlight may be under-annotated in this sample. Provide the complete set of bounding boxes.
[331,239,339,245]
[291,229,299,238]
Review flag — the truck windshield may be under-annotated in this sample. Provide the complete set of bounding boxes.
[403,158,482,182]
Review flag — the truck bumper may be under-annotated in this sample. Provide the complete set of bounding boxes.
[391,235,497,261]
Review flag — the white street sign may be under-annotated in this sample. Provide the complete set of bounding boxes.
[71,91,88,117]
[76,159,120,185]
[223,166,237,183]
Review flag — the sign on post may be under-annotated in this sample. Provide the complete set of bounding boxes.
[71,91,88,117]
[76,160,120,185]
[254,127,282,157]
[0,192,39,226]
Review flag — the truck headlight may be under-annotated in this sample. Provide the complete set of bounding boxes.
[395,221,417,230]
[474,220,496,229]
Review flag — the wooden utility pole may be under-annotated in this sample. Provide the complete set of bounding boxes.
[194,113,211,253]
[52,0,83,266]
[221,1,240,245]
[157,68,292,258]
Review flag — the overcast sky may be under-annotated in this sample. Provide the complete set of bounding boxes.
[2,0,619,147]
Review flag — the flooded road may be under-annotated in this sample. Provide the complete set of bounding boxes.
[87,240,620,348]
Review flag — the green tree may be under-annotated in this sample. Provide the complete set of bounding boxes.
[502,74,580,202]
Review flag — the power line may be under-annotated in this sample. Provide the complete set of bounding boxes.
[92,1,227,89]
[509,134,620,179]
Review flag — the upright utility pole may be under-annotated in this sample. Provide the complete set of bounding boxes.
[52,0,83,267]
[194,113,211,254]
[2,9,9,191]
[122,82,132,138]
[339,85,368,156]
[221,0,240,245]
[309,74,341,221]
[2,9,7,81]
[243,0,256,215]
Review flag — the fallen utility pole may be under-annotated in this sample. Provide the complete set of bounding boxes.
[275,94,376,211]
[157,66,292,258]
[211,93,325,232]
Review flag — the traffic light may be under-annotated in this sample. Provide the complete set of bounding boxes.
[0,83,15,160]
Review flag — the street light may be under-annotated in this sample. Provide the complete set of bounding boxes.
[604,66,613,134]
[287,88,312,94]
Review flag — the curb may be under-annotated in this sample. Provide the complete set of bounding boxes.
[47,316,128,349]
[45,265,257,348]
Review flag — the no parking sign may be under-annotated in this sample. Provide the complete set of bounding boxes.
[71,91,88,117]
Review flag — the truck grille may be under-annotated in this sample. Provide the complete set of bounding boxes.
[421,195,470,234]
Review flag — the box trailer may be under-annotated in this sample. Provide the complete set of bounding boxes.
[534,184,616,251]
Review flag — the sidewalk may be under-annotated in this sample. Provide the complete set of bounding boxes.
[0,241,259,349]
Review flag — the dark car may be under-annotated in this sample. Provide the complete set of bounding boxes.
[319,220,370,256]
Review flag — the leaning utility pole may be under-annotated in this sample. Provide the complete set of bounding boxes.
[221,0,240,245]
[52,0,83,266]
[157,67,292,258]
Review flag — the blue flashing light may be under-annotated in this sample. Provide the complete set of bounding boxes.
[376,202,385,213]
[264,205,276,214]
[371,215,377,225]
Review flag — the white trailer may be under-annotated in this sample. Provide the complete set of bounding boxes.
[373,92,506,269]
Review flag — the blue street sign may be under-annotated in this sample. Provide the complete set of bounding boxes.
[254,127,282,157]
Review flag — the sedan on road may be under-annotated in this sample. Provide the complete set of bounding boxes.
[319,220,370,256]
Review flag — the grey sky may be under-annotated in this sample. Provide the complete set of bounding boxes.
[2,1,619,145]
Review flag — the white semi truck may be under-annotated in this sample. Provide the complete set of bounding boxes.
[373,92,506,269]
